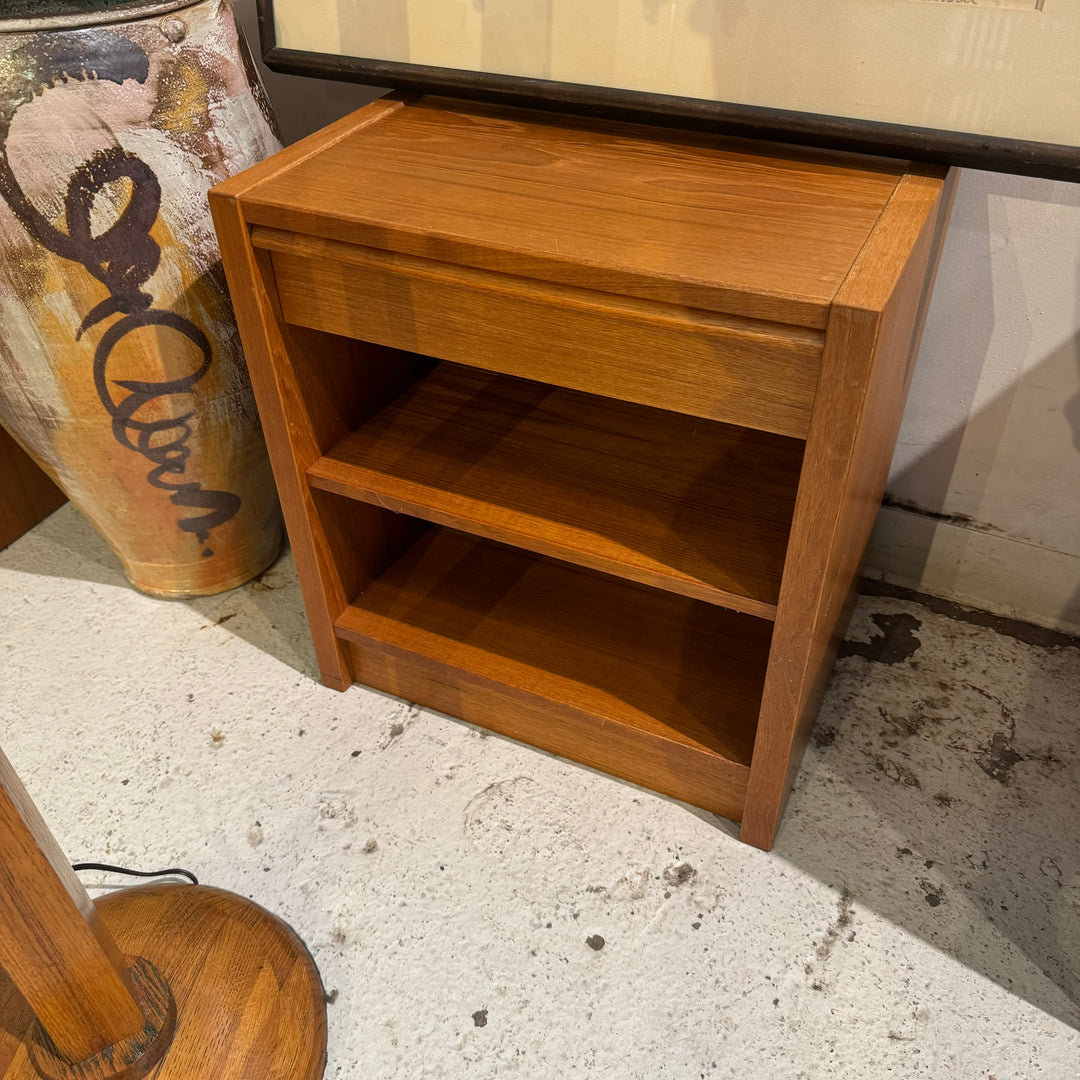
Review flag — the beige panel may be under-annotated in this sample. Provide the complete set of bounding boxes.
[408,0,483,72]
[548,0,619,87]
[274,0,341,54]
[273,0,1079,145]
[911,1,1042,8]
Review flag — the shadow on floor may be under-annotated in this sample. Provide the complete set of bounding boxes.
[0,504,320,682]
[776,593,1080,1030]
[6,506,1079,1029]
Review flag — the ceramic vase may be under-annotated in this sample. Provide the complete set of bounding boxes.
[0,0,284,596]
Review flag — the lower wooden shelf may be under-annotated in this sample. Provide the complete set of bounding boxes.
[334,525,772,819]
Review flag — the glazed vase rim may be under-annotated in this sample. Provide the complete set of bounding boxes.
[0,1,202,33]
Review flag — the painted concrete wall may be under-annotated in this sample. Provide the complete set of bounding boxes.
[867,171,1080,635]
[233,2,1080,634]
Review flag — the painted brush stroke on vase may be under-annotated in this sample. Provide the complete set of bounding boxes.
[0,0,284,596]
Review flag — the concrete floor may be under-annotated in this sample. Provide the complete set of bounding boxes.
[2,504,1079,1079]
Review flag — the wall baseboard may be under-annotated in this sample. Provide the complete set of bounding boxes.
[865,505,1080,638]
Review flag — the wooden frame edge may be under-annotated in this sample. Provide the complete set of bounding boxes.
[740,170,956,851]
[208,190,356,690]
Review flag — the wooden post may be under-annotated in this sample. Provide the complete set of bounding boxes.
[0,748,147,1063]
[0,746,325,1080]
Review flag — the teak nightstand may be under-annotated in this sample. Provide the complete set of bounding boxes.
[210,94,954,850]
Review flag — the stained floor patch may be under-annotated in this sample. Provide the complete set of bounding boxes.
[663,862,697,887]
[975,731,1026,786]
[816,891,855,962]
[839,612,923,665]
[803,592,1080,1031]
[861,577,1080,653]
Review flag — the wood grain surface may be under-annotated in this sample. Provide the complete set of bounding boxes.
[240,97,905,329]
[346,634,752,821]
[260,230,822,437]
[336,527,770,768]
[308,361,802,618]
[741,168,954,849]
[0,884,326,1080]
[0,427,65,551]
[209,99,424,689]
[336,528,770,819]
[0,747,325,1080]
[212,95,953,844]
[0,748,146,1063]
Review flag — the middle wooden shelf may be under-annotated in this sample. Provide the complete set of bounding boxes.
[307,361,804,620]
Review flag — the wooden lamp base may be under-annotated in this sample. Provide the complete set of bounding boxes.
[0,884,327,1080]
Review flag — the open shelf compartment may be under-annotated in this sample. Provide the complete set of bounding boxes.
[309,361,803,620]
[334,525,773,819]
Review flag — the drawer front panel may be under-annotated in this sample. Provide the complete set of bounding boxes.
[262,234,822,438]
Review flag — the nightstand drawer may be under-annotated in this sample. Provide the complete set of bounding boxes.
[255,227,822,438]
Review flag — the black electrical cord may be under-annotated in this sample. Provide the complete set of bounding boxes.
[72,862,198,886]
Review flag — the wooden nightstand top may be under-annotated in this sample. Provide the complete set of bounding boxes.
[233,96,915,329]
